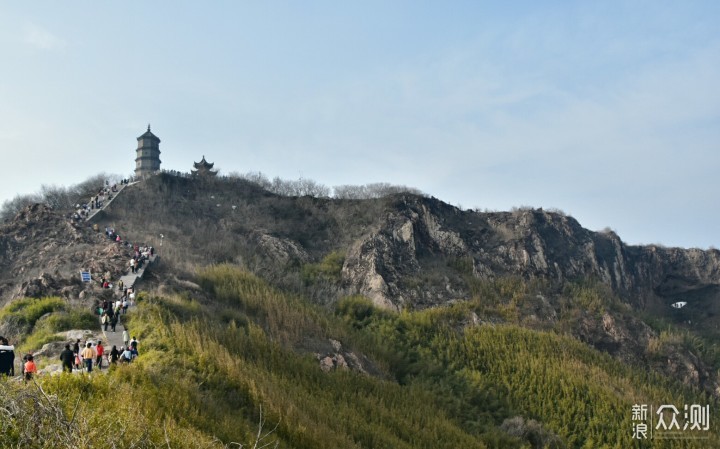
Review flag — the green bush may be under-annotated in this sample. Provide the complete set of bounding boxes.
[301,250,345,285]
[0,298,101,351]
[335,295,386,328]
[19,328,64,352]
[448,255,474,275]
[0,297,66,327]
[17,308,98,352]
[45,309,98,332]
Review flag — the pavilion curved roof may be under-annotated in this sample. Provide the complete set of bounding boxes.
[193,156,215,169]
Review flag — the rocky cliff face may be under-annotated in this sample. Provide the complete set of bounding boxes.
[0,204,131,306]
[337,196,720,394]
[342,196,720,312]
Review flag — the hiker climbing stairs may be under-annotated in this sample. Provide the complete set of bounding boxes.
[101,310,129,358]
[118,254,156,291]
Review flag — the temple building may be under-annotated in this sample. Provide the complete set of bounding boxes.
[192,156,218,177]
[134,125,161,178]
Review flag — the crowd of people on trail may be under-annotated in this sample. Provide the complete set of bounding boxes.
[0,332,142,380]
[69,178,133,222]
[63,335,139,373]
[98,292,135,327]
[100,226,155,274]
[100,302,120,331]
[79,222,155,307]
[129,242,154,273]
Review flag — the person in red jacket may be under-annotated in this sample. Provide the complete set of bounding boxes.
[95,341,104,369]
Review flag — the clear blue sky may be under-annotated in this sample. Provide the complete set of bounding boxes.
[1,2,718,248]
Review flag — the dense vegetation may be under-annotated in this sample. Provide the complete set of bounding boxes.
[1,265,717,448]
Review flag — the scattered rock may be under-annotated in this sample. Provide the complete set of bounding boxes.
[343,352,368,374]
[319,356,334,372]
[33,341,67,358]
[329,338,342,352]
[334,354,348,370]
[65,329,96,341]
[256,233,310,265]
[40,363,63,375]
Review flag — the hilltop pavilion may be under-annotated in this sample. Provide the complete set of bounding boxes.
[192,156,218,177]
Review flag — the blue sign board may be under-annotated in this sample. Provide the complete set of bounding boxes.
[80,271,92,282]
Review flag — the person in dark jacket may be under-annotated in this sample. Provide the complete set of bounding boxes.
[109,345,120,364]
[0,337,15,377]
[59,344,74,373]
[73,339,81,369]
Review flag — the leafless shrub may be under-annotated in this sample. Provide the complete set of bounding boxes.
[333,182,423,199]
[39,185,75,210]
[0,173,121,221]
[599,226,618,236]
[545,207,566,216]
[0,379,153,448]
[227,405,280,449]
[237,172,272,190]
[230,171,330,198]
[510,205,534,213]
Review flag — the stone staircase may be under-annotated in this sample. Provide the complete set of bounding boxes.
[85,181,139,221]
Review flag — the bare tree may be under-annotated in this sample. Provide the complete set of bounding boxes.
[228,405,280,449]
[334,182,423,199]
[0,172,121,221]
[0,379,152,448]
[40,184,74,210]
[0,193,42,221]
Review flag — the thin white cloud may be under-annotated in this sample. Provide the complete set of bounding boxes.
[23,23,65,50]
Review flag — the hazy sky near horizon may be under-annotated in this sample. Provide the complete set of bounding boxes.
[1,2,718,248]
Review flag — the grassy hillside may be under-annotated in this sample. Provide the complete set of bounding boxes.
[2,265,717,448]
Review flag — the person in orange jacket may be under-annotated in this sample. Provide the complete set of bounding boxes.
[23,354,37,382]
[81,343,95,372]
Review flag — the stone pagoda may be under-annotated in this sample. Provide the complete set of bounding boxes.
[134,124,161,178]
[191,156,218,177]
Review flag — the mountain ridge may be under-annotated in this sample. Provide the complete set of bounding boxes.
[0,172,719,448]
